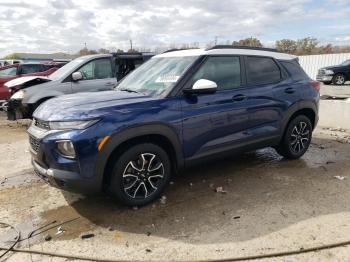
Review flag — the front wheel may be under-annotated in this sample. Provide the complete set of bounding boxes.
[108,143,171,206]
[332,74,346,85]
[276,115,313,159]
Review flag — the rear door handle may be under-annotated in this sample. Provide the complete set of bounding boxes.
[105,82,115,86]
[284,87,295,94]
[232,94,246,101]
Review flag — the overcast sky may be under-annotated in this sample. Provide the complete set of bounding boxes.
[0,0,349,56]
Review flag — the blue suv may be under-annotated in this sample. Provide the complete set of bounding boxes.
[28,46,320,206]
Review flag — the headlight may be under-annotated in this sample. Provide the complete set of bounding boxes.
[56,140,76,158]
[11,90,25,100]
[49,119,99,130]
[325,69,334,75]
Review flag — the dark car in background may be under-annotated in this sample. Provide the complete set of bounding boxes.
[6,52,153,120]
[28,46,320,206]
[316,59,350,85]
[0,62,65,108]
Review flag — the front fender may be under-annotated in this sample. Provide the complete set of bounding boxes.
[94,123,184,185]
[23,90,64,105]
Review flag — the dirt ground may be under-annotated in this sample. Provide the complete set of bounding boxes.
[1,112,350,261]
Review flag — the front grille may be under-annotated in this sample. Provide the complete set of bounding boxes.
[34,118,50,130]
[318,69,325,76]
[29,136,40,153]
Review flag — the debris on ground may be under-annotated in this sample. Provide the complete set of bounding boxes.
[115,232,123,240]
[209,183,214,188]
[233,216,240,220]
[146,248,152,253]
[132,206,138,210]
[0,178,7,185]
[215,186,227,194]
[334,175,346,181]
[81,233,95,239]
[44,234,52,241]
[147,231,151,236]
[189,182,193,186]
[169,181,174,185]
[108,226,114,231]
[160,195,167,204]
[55,226,65,236]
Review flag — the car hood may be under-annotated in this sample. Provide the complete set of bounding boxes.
[33,90,156,121]
[322,65,344,70]
[5,76,51,88]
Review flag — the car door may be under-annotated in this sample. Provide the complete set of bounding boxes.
[243,56,291,142]
[71,58,117,93]
[180,55,252,160]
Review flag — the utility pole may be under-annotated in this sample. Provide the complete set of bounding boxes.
[130,39,133,51]
[214,36,218,45]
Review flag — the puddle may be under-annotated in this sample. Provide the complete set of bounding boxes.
[0,169,41,189]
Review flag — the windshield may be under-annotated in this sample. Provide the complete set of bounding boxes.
[340,59,350,66]
[116,56,197,96]
[48,58,84,81]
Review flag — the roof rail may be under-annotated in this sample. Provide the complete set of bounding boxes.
[206,45,279,53]
[162,48,188,53]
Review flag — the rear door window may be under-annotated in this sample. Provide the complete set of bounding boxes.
[20,64,45,74]
[246,56,281,85]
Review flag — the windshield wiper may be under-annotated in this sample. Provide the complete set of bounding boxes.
[118,88,139,94]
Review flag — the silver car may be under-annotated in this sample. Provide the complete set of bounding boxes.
[6,53,153,119]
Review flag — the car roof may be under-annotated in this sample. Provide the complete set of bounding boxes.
[155,48,297,60]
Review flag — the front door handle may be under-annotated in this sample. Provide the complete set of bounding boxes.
[284,87,295,94]
[105,82,115,86]
[232,94,246,101]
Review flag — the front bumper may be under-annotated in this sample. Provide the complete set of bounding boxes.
[316,75,333,82]
[28,123,102,195]
[6,99,30,120]
[32,159,100,194]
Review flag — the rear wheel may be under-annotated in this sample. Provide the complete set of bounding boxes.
[332,74,346,85]
[108,143,171,206]
[276,115,312,159]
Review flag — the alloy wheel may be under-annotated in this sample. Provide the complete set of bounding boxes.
[289,121,311,154]
[122,153,164,199]
[335,75,345,85]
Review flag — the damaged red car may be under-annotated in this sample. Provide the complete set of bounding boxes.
[0,62,65,109]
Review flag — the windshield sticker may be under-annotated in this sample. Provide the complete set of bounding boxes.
[155,75,180,83]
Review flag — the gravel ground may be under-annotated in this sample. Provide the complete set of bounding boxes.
[1,112,350,261]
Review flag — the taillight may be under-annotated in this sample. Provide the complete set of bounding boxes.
[310,80,320,92]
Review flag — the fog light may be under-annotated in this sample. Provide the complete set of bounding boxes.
[56,140,76,158]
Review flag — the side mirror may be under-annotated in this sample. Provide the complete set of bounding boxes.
[183,79,218,94]
[72,71,83,81]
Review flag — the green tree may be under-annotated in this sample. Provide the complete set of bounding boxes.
[232,37,263,47]
[4,53,20,59]
[98,48,110,54]
[275,39,298,54]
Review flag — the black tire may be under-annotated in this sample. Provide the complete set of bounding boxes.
[332,74,346,85]
[276,115,312,159]
[108,143,171,206]
[323,81,331,85]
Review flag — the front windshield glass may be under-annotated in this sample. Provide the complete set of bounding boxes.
[48,58,84,81]
[340,59,350,66]
[116,56,197,96]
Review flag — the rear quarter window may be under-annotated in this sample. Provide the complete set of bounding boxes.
[280,60,310,81]
[246,56,281,85]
